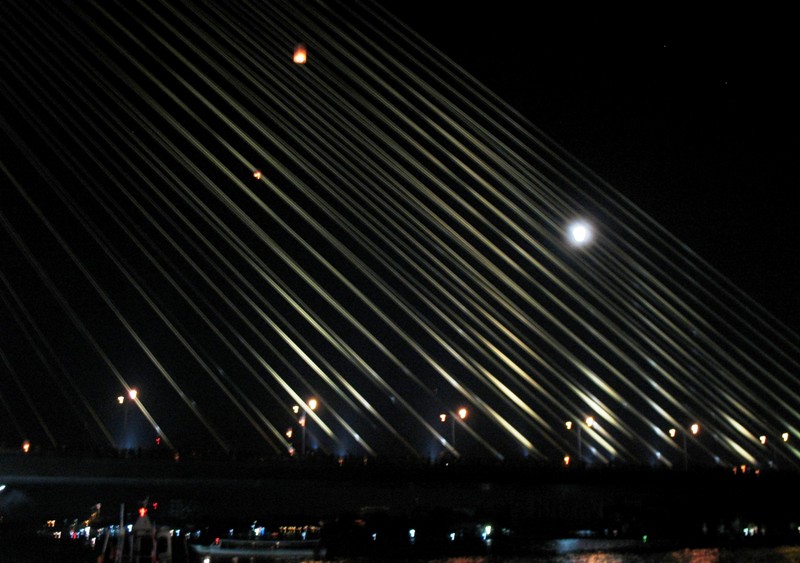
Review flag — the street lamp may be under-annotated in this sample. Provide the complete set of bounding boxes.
[121,388,138,448]
[440,408,468,448]
[761,434,790,468]
[671,423,699,470]
[298,398,318,456]
[566,417,595,464]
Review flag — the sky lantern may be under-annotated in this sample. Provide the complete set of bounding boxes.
[293,43,308,64]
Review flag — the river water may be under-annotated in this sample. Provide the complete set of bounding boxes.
[327,547,800,562]
[183,545,800,562]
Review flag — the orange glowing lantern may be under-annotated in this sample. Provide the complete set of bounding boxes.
[293,43,307,65]
[253,169,262,180]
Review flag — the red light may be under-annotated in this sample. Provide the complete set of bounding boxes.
[155,436,161,445]
[138,507,147,518]
[152,502,158,510]
[214,537,221,545]
[293,43,307,64]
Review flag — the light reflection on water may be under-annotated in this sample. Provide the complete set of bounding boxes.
[417,546,800,562]
[205,546,800,562]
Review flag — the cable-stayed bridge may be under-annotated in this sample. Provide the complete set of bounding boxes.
[1,0,799,473]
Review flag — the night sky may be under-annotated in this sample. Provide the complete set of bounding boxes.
[385,3,798,335]
[1,1,798,467]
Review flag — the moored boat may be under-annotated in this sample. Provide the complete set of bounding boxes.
[190,537,324,560]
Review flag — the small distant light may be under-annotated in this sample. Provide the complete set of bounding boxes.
[439,414,447,423]
[668,428,677,438]
[457,407,468,419]
[759,435,767,445]
[563,455,571,466]
[22,440,31,453]
[782,432,790,442]
[585,416,595,428]
[253,169,263,180]
[565,421,573,430]
[293,43,308,64]
[690,423,700,435]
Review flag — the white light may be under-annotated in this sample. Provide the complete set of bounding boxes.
[568,221,593,246]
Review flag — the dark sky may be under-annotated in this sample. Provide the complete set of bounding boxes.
[383,3,799,335]
[1,1,797,464]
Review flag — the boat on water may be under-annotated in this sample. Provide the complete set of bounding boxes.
[190,537,324,560]
[94,508,174,563]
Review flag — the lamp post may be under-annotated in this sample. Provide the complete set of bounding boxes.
[761,433,790,468]
[566,417,595,465]
[687,423,699,470]
[297,398,318,456]
[454,407,467,447]
[671,423,699,470]
[120,389,138,448]
[565,420,579,462]
[759,434,771,467]
[440,407,468,448]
